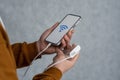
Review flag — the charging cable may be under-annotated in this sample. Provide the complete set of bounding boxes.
[22,43,51,80]
[44,56,71,71]
[33,43,51,61]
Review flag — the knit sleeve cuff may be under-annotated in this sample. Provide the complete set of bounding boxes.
[33,67,62,80]
[44,67,62,79]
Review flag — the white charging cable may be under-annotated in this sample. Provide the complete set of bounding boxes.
[33,43,51,61]
[22,43,51,80]
[44,56,71,71]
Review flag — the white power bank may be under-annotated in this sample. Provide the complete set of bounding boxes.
[45,14,81,46]
[69,45,81,58]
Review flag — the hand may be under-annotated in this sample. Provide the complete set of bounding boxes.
[53,44,80,73]
[37,22,74,54]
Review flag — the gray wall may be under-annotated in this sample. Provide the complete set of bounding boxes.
[0,0,120,80]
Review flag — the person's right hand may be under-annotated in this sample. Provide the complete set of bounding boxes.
[53,45,80,73]
[37,22,74,54]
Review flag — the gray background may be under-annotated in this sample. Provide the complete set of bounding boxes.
[0,0,120,80]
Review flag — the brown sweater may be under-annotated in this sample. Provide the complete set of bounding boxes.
[0,22,62,80]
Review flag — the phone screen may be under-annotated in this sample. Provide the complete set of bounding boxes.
[46,14,81,45]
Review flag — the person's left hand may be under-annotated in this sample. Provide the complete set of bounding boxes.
[52,45,80,73]
[37,22,74,54]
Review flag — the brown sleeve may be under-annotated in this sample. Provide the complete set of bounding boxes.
[0,31,18,80]
[11,42,39,68]
[33,67,62,80]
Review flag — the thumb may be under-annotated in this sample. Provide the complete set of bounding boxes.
[56,48,64,56]
[47,22,59,33]
[40,22,59,41]
[53,48,64,62]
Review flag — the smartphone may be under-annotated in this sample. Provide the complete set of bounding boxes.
[45,14,81,46]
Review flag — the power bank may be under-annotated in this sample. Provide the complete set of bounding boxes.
[69,45,81,58]
[45,14,81,46]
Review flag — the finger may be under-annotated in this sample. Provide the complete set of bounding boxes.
[65,43,76,51]
[65,43,72,50]
[56,48,64,55]
[67,28,75,40]
[40,22,59,41]
[72,44,76,48]
[61,39,66,48]
[60,35,70,49]
[47,22,59,33]
[54,48,66,61]
[64,35,70,44]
